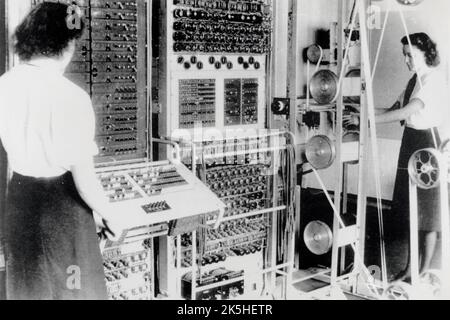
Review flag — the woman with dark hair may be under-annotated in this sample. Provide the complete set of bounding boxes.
[346,32,449,282]
[0,3,122,299]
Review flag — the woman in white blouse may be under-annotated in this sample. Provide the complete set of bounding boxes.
[0,3,123,299]
[346,33,448,282]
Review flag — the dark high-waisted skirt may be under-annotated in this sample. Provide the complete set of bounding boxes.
[4,172,107,300]
[392,127,442,232]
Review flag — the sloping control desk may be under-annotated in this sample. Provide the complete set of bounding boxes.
[96,160,225,243]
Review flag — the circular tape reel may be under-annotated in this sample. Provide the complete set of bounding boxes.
[303,220,333,256]
[310,70,339,105]
[306,135,336,170]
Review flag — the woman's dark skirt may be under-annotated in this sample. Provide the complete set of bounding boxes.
[392,127,442,233]
[4,172,107,300]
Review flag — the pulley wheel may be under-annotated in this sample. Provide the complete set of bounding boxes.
[408,148,441,189]
[345,69,360,78]
[310,70,339,105]
[306,44,323,64]
[303,220,333,256]
[382,282,416,300]
[343,131,359,143]
[306,135,336,170]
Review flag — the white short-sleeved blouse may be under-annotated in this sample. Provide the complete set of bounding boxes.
[0,59,98,178]
[406,69,450,137]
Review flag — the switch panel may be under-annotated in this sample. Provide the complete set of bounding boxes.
[33,0,148,161]
[179,79,216,128]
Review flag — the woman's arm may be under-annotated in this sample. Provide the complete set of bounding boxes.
[375,98,424,124]
[343,106,396,126]
[71,159,124,241]
[343,99,423,126]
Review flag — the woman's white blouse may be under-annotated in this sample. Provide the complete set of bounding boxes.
[0,60,98,178]
[406,69,450,136]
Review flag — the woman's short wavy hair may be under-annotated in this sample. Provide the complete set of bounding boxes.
[14,2,85,61]
[401,32,440,67]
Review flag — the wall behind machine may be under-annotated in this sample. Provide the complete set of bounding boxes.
[370,0,450,140]
[271,0,339,101]
[302,0,450,201]
[297,0,339,97]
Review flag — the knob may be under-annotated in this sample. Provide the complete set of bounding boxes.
[173,21,183,30]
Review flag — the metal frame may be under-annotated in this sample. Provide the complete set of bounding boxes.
[282,0,388,300]
[408,149,450,298]
[330,0,347,289]
[160,131,296,300]
[282,0,300,299]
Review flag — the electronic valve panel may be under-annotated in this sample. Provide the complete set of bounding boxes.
[96,160,226,300]
[102,239,154,300]
[167,133,288,299]
[33,0,148,162]
[159,0,272,135]
[171,0,270,55]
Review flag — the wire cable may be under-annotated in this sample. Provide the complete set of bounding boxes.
[333,6,358,103]
[371,1,392,80]
[312,167,382,299]
[356,0,389,289]
[396,2,438,149]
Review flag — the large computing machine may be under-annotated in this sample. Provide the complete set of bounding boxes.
[29,0,227,300]
[153,0,294,301]
[25,0,281,301]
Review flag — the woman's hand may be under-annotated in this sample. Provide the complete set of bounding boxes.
[102,215,125,242]
[71,161,126,242]
[95,212,125,242]
[343,114,360,127]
